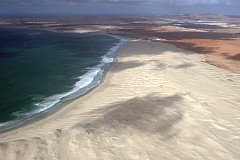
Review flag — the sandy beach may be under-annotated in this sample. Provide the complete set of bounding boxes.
[0,40,240,159]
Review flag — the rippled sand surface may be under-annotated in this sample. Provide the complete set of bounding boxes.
[0,40,240,160]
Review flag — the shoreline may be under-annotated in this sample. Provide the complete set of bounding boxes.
[0,30,127,133]
[1,39,240,159]
[0,35,128,134]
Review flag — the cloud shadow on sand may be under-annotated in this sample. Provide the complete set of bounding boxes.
[74,93,184,139]
[110,60,144,72]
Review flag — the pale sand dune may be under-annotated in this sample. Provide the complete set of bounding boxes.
[0,40,240,160]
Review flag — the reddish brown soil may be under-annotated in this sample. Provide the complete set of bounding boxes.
[166,38,240,73]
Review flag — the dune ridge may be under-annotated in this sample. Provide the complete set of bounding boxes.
[0,40,240,159]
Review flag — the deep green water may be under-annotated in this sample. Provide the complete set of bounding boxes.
[0,27,120,125]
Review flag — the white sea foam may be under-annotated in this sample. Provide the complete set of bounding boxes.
[24,36,127,116]
[0,35,127,130]
[130,39,142,42]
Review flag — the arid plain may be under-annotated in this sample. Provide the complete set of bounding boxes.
[0,14,240,159]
